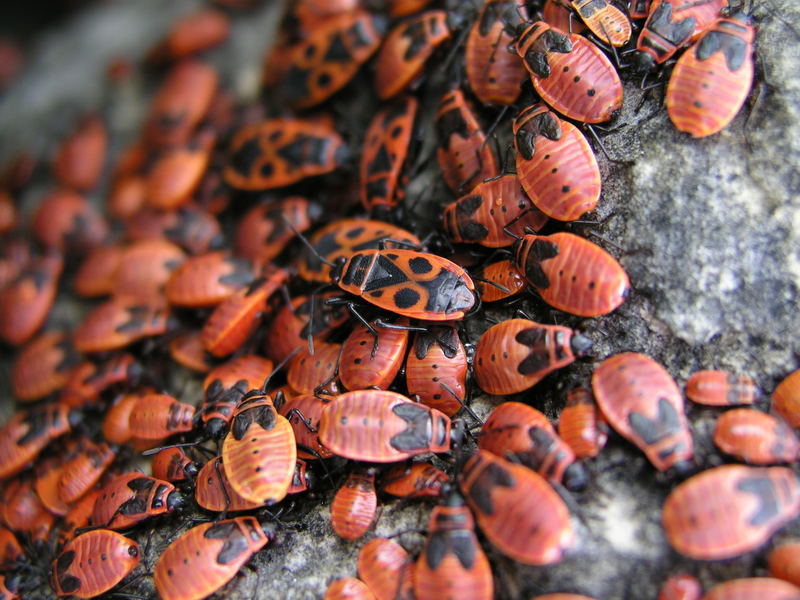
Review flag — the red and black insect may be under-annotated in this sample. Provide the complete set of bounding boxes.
[773,368,800,428]
[165,251,253,307]
[332,248,476,321]
[73,296,171,353]
[466,0,529,106]
[2,477,56,544]
[0,403,75,480]
[357,537,414,600]
[147,8,230,62]
[570,0,632,47]
[628,0,654,20]
[381,461,448,499]
[479,401,587,490]
[90,472,184,530]
[558,386,608,459]
[235,197,321,265]
[275,12,385,110]
[414,491,493,600]
[632,0,728,70]
[53,113,107,192]
[195,456,263,512]
[152,447,199,483]
[169,331,215,373]
[35,455,70,516]
[201,266,288,357]
[658,573,702,600]
[58,489,101,548]
[221,392,297,505]
[374,10,451,100]
[57,439,115,504]
[405,325,468,417]
[330,469,378,541]
[769,542,800,588]
[278,393,334,460]
[297,218,420,283]
[340,317,409,391]
[443,174,548,247]
[33,189,109,254]
[685,369,760,406]
[125,204,224,256]
[128,393,196,441]
[319,390,451,462]
[61,353,141,408]
[287,341,342,396]
[713,408,799,465]
[514,232,629,317]
[459,450,573,565]
[265,293,348,363]
[473,259,526,303]
[515,21,623,123]
[435,88,498,193]
[593,352,693,473]
[201,355,274,439]
[701,578,800,600]
[474,319,592,396]
[144,59,218,147]
[12,330,81,402]
[113,239,186,302]
[223,118,348,190]
[666,13,755,138]
[51,530,140,598]
[663,465,800,560]
[0,252,63,346]
[512,103,600,221]
[154,517,277,600]
[360,96,418,214]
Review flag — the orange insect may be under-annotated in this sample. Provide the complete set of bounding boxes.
[90,472,184,530]
[35,455,71,516]
[325,578,376,600]
[474,319,591,396]
[74,244,123,298]
[514,232,629,317]
[558,386,608,459]
[593,352,693,473]
[357,537,414,600]
[2,477,55,544]
[658,573,702,600]
[61,354,141,408]
[169,330,214,373]
[571,0,632,46]
[11,329,80,402]
[319,390,451,462]
[151,447,198,483]
[459,450,573,565]
[381,461,448,499]
[374,10,451,100]
[102,393,141,444]
[515,21,623,123]
[221,393,297,505]
[144,59,218,147]
[465,0,529,106]
[340,317,409,391]
[57,489,101,548]
[154,517,277,600]
[287,341,342,396]
[773,368,800,428]
[73,297,170,353]
[666,13,754,137]
[713,408,799,464]
[414,492,493,600]
[0,403,74,480]
[53,113,107,191]
[0,252,63,346]
[235,197,321,265]
[278,393,334,460]
[330,470,378,540]
[194,456,263,512]
[405,325,468,417]
[113,239,186,301]
[443,174,548,247]
[165,251,253,307]
[126,205,224,255]
[473,259,526,303]
[33,189,108,253]
[201,266,288,357]
[663,464,800,560]
[360,96,418,214]
[57,439,116,503]
[435,88,498,193]
[128,393,196,440]
[479,401,586,490]
[51,530,140,598]
[513,103,600,221]
[685,369,760,406]
[148,8,230,61]
[224,118,348,190]
[701,577,800,599]
[769,542,800,587]
[275,12,385,109]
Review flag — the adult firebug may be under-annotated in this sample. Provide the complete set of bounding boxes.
[515,21,623,123]
[330,469,378,540]
[154,517,276,600]
[459,450,574,564]
[593,352,693,472]
[663,464,800,560]
[320,390,451,462]
[513,103,601,221]
[414,491,493,600]
[51,530,139,598]
[514,232,629,317]
[474,319,591,396]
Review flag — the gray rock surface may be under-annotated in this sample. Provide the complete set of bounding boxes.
[1,0,799,599]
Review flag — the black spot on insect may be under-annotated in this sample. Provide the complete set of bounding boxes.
[409,256,433,274]
[394,287,421,309]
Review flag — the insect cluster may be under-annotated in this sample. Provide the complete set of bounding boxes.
[0,0,788,599]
